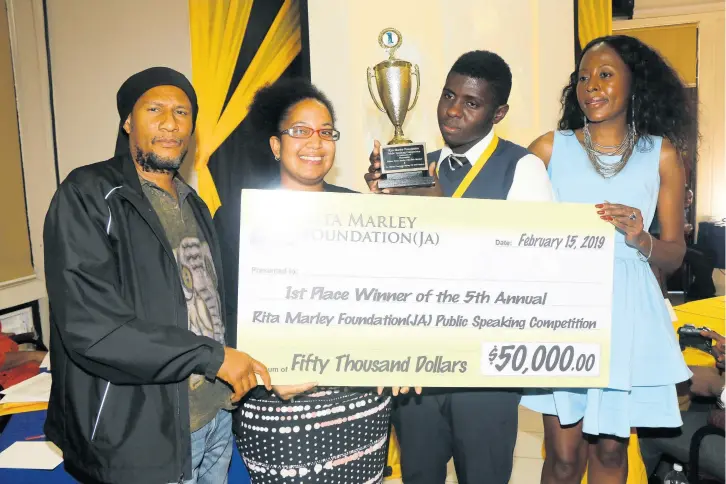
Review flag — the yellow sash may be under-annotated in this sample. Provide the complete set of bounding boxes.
[437,135,500,198]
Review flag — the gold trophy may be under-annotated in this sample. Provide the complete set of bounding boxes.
[367,28,433,189]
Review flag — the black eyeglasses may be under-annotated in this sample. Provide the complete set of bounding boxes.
[279,126,340,141]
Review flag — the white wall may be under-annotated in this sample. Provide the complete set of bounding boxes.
[45,0,194,182]
[634,0,723,17]
[307,0,574,192]
[615,6,725,223]
[1,0,57,341]
[3,0,194,343]
[616,3,725,295]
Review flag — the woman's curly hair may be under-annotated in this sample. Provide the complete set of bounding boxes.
[245,77,336,142]
[559,35,695,156]
[237,77,336,185]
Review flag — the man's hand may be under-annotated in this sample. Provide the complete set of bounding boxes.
[688,365,724,397]
[376,386,422,396]
[701,329,725,369]
[363,140,443,197]
[272,382,317,400]
[216,348,272,403]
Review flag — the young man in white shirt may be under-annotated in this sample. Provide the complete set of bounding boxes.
[366,50,554,484]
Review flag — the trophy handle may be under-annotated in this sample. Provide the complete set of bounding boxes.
[408,64,421,111]
[367,67,386,113]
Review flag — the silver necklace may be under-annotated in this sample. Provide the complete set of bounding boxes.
[582,118,636,178]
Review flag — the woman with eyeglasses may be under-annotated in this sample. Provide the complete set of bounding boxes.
[221,78,392,483]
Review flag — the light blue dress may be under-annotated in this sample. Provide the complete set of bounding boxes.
[520,131,691,438]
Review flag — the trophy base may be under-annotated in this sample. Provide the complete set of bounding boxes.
[379,142,431,189]
[379,170,435,189]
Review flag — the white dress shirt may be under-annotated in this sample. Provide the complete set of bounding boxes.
[437,130,556,202]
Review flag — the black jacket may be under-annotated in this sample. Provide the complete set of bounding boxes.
[43,154,226,484]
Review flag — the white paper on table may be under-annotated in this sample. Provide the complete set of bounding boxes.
[0,441,63,469]
[0,372,52,403]
[40,352,50,370]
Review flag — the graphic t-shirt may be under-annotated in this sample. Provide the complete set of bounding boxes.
[140,176,232,432]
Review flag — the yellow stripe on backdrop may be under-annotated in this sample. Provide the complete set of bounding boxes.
[578,0,612,47]
[189,0,301,216]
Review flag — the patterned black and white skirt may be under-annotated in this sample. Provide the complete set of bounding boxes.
[235,388,391,483]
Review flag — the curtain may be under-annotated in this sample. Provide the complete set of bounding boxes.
[578,0,612,48]
[189,0,301,216]
[209,0,305,351]
[620,24,698,86]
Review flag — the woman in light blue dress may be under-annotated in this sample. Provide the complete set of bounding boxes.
[521,35,694,483]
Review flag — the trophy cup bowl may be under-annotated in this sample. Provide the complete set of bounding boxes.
[367,28,433,190]
[368,60,419,145]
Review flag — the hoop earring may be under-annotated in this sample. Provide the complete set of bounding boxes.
[274,155,280,161]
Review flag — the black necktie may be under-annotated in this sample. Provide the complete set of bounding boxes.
[447,154,468,171]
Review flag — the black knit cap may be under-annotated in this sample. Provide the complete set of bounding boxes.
[114,66,198,156]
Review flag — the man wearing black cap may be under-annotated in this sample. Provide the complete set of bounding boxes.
[43,67,271,484]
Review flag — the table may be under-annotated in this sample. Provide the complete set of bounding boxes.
[0,410,251,483]
[0,411,74,484]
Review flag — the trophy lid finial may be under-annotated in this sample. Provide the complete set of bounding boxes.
[378,28,402,59]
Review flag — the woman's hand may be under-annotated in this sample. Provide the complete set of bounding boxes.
[272,382,317,400]
[376,386,422,396]
[596,202,647,248]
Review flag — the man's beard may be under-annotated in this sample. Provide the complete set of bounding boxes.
[134,145,187,174]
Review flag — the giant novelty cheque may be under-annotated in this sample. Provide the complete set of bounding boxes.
[237,190,614,388]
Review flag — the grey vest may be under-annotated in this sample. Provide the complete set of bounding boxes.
[434,138,528,200]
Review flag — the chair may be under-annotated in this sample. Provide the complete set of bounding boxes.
[688,423,725,483]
